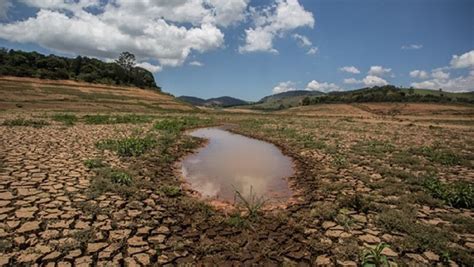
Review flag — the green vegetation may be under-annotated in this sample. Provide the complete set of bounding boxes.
[83,114,152,124]
[96,136,157,157]
[409,146,464,166]
[360,243,391,267]
[423,177,473,209]
[159,185,182,197]
[234,187,266,219]
[2,118,49,127]
[83,158,106,169]
[301,85,474,105]
[0,48,158,89]
[154,116,214,133]
[52,113,78,126]
[110,170,133,185]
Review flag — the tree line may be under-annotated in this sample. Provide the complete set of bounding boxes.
[0,49,159,89]
[301,85,474,105]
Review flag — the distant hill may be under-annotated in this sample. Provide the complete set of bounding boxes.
[178,95,248,107]
[244,90,325,110]
[301,85,474,105]
[0,48,159,89]
[177,96,207,106]
[0,76,191,111]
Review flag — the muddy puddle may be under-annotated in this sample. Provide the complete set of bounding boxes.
[181,127,294,204]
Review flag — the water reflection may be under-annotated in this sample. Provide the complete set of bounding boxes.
[181,128,294,203]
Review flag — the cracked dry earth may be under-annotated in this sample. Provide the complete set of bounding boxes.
[0,123,166,266]
[0,113,473,266]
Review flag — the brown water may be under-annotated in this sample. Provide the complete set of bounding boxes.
[181,127,294,204]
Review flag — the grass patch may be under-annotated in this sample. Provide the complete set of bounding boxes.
[96,136,157,157]
[234,187,266,219]
[423,176,473,209]
[2,118,49,128]
[159,185,182,197]
[52,113,78,126]
[84,114,152,124]
[409,146,464,166]
[377,208,452,254]
[88,167,146,198]
[154,116,214,133]
[83,158,106,169]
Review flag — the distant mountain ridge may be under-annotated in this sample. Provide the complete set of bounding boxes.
[178,95,248,107]
[259,90,325,103]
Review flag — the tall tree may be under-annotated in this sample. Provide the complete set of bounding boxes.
[115,52,136,71]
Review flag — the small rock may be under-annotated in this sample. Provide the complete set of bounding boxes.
[423,251,439,261]
[358,234,381,244]
[87,242,108,254]
[17,221,40,233]
[315,255,332,266]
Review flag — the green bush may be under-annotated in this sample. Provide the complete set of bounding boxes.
[410,146,463,166]
[423,177,473,209]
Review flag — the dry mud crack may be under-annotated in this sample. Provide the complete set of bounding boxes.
[0,114,473,266]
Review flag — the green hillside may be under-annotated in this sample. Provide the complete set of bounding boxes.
[0,49,159,89]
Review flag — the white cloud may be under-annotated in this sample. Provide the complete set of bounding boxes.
[239,0,314,54]
[343,78,360,84]
[306,47,318,55]
[409,50,474,92]
[136,62,162,73]
[450,50,474,69]
[0,0,12,19]
[0,0,256,69]
[340,66,360,74]
[306,80,340,93]
[189,61,204,67]
[431,69,450,80]
[401,44,423,50]
[363,75,388,86]
[292,33,311,47]
[368,65,392,76]
[344,75,389,87]
[272,81,297,94]
[409,70,429,79]
[411,72,474,92]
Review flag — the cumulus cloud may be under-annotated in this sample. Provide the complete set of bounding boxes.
[272,81,298,94]
[409,50,474,92]
[340,66,360,74]
[450,50,474,69]
[401,44,423,50]
[189,61,204,67]
[136,62,162,73]
[411,73,474,92]
[363,75,388,86]
[409,70,429,79]
[0,0,254,68]
[344,75,388,87]
[239,0,314,54]
[431,69,450,80]
[306,80,340,93]
[368,65,392,76]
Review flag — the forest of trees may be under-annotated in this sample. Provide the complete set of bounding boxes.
[0,49,159,89]
[301,85,474,105]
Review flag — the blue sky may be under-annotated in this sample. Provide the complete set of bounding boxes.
[0,0,473,100]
